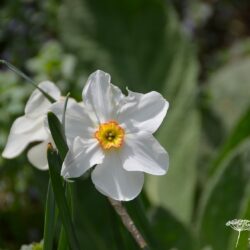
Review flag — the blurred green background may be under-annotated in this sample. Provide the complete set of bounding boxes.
[1,0,250,249]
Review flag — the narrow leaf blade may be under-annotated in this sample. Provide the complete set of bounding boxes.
[209,106,250,176]
[47,112,69,160]
[0,59,56,102]
[43,180,56,250]
[47,144,80,250]
[198,151,250,249]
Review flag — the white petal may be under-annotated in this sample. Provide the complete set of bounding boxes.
[25,81,61,118]
[27,140,49,170]
[91,152,144,201]
[47,100,96,145]
[110,83,125,105]
[61,137,104,179]
[7,115,43,134]
[82,70,116,123]
[44,98,75,134]
[118,90,169,134]
[2,116,48,158]
[121,131,169,175]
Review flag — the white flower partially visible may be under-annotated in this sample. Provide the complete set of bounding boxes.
[50,70,169,201]
[2,81,61,170]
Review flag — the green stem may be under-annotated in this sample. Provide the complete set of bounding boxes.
[236,231,241,248]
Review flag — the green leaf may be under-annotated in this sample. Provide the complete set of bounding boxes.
[227,199,250,250]
[108,201,138,250]
[59,0,183,92]
[150,207,194,250]
[207,53,250,131]
[227,147,250,250]
[198,146,250,250]
[126,197,195,250]
[209,106,250,176]
[47,144,80,250]
[57,228,68,250]
[125,197,161,250]
[58,183,72,250]
[47,112,69,160]
[146,48,200,225]
[43,180,56,250]
[72,178,145,250]
[47,108,72,250]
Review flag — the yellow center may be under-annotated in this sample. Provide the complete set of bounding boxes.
[95,121,125,150]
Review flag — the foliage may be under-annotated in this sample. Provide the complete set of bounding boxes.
[0,0,250,250]
[20,241,43,250]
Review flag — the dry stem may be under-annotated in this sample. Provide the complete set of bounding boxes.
[108,198,148,249]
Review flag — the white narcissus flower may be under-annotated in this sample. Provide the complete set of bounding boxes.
[2,81,61,170]
[50,70,169,201]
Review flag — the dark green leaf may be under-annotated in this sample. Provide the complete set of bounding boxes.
[125,197,161,250]
[227,148,250,250]
[209,106,250,176]
[58,227,68,250]
[58,183,73,250]
[72,178,142,250]
[227,197,250,250]
[43,180,56,250]
[47,112,69,160]
[150,207,194,250]
[47,144,80,250]
[59,0,182,92]
[147,50,200,224]
[198,149,250,250]
[207,55,250,131]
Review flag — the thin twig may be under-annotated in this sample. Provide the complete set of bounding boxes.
[108,198,148,249]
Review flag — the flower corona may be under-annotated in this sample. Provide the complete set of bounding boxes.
[95,121,125,150]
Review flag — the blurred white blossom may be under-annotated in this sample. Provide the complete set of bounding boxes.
[2,81,61,170]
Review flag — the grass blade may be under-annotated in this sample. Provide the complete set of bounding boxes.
[43,180,56,250]
[58,228,68,250]
[47,144,80,250]
[47,112,69,160]
[0,59,56,102]
[209,106,250,176]
[58,183,72,250]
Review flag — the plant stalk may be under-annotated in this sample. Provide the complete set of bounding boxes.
[108,198,148,249]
